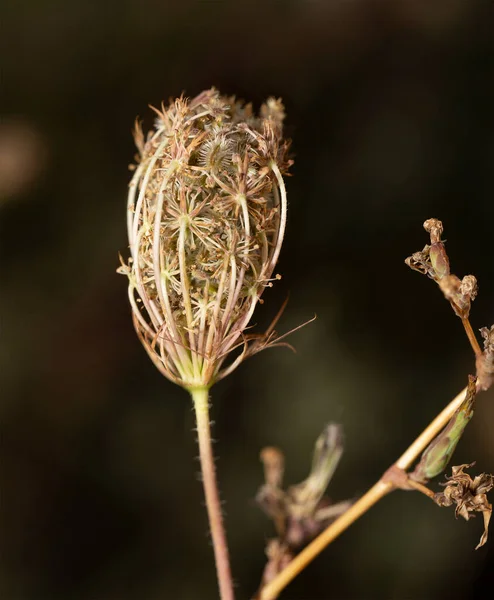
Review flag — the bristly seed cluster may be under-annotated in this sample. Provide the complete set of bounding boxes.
[119,89,292,389]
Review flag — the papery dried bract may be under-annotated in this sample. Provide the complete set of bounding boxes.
[434,463,494,549]
[119,89,292,389]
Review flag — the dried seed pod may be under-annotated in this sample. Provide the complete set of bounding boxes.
[119,89,292,389]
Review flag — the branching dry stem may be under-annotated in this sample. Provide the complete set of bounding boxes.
[405,479,435,499]
[258,385,471,600]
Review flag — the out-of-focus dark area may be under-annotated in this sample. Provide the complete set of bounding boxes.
[1,1,493,598]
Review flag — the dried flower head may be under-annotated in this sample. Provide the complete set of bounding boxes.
[434,463,494,549]
[119,89,292,389]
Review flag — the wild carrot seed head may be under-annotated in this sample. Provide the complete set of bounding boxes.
[119,88,292,389]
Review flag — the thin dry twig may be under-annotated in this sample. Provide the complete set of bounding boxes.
[257,218,492,599]
[257,385,470,600]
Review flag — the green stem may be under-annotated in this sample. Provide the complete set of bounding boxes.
[190,387,235,600]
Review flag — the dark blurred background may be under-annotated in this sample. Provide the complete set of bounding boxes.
[1,1,493,599]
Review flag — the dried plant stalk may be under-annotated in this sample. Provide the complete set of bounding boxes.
[119,89,292,600]
[258,219,493,600]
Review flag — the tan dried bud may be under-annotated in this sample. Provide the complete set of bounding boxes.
[460,275,478,301]
[437,274,477,318]
[119,89,292,389]
[423,218,444,243]
[405,246,434,278]
[260,446,285,489]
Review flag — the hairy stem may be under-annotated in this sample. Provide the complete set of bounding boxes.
[191,387,235,600]
[258,385,470,600]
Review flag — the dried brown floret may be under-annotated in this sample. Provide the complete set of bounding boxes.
[406,219,479,323]
[434,463,494,549]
